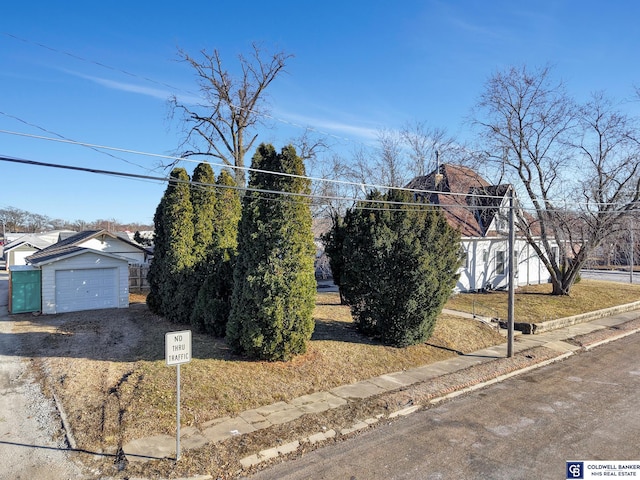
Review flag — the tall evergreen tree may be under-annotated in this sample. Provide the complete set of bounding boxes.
[211,170,241,252]
[191,162,217,264]
[320,211,347,304]
[226,144,316,361]
[146,196,166,315]
[337,190,461,347]
[191,170,241,335]
[189,163,217,331]
[146,168,195,323]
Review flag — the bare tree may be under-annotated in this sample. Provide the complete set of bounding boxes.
[401,121,459,177]
[0,207,29,232]
[375,128,407,187]
[171,43,292,187]
[24,213,51,232]
[475,65,640,295]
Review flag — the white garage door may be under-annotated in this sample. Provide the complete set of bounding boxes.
[55,268,118,313]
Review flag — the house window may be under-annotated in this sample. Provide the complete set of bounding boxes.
[496,250,505,275]
[482,249,488,263]
[460,247,468,268]
[551,246,559,263]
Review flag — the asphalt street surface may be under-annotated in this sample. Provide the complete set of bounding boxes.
[580,269,637,284]
[247,333,640,480]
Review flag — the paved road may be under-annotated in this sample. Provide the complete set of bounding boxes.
[248,334,640,480]
[581,269,637,284]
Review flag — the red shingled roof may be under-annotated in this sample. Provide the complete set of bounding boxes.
[405,164,510,237]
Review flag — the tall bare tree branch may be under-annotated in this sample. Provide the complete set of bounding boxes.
[474,65,640,294]
[170,43,292,187]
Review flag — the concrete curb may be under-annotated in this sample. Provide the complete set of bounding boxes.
[583,327,640,351]
[52,392,77,450]
[237,323,640,471]
[238,350,579,471]
[514,300,640,334]
[428,351,575,405]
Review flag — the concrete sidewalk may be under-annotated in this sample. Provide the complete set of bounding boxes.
[121,308,640,469]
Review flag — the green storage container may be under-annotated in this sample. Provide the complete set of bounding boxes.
[9,266,41,314]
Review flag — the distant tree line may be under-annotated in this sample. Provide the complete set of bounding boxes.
[0,206,152,236]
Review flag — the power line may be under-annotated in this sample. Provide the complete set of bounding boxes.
[0,128,506,203]
[0,153,517,212]
[2,32,367,145]
[0,111,154,173]
[2,152,639,215]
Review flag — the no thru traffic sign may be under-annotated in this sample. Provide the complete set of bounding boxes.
[165,330,192,366]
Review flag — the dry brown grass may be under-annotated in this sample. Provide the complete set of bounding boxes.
[23,279,639,456]
[16,291,503,453]
[11,279,636,478]
[445,279,640,323]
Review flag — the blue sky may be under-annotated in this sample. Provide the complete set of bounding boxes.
[2,1,640,225]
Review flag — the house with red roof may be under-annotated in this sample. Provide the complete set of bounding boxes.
[406,164,555,292]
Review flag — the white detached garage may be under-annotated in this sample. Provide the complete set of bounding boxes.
[28,247,129,314]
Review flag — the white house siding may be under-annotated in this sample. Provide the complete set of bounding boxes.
[77,237,147,264]
[457,237,551,292]
[40,252,129,314]
[6,245,39,269]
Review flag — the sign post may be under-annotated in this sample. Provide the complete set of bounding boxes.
[165,330,192,461]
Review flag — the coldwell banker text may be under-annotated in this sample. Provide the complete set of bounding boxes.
[568,462,640,479]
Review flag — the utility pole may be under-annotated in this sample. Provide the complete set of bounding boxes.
[630,227,634,284]
[507,188,515,358]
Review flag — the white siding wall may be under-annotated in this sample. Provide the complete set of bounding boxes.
[457,237,551,292]
[7,245,38,268]
[40,252,129,314]
[78,237,146,263]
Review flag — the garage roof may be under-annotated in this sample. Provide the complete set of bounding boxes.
[26,245,129,266]
[26,229,150,265]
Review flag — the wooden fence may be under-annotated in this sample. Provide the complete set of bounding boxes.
[129,263,150,292]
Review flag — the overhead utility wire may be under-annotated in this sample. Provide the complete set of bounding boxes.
[3,32,484,185]
[2,32,363,145]
[0,128,505,203]
[0,111,153,173]
[4,33,179,92]
[3,153,637,214]
[0,154,521,211]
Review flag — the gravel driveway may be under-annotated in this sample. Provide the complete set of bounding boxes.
[0,268,86,479]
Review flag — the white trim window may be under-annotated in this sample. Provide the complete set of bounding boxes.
[496,250,506,275]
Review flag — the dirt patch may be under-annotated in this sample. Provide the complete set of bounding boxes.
[8,296,513,478]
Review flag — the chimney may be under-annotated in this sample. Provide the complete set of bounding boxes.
[434,150,443,188]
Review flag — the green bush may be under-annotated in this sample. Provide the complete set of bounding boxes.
[226,144,316,361]
[337,190,461,347]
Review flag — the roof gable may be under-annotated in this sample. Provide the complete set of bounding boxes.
[405,164,511,237]
[3,233,58,251]
[27,246,129,266]
[26,229,151,265]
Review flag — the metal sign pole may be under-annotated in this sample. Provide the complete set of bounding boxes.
[507,188,515,358]
[165,330,191,462]
[176,363,181,461]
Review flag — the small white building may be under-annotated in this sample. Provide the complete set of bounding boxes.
[3,230,76,270]
[27,248,129,314]
[45,230,152,264]
[406,164,555,292]
[24,229,151,314]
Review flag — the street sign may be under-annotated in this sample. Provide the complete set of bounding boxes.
[165,330,192,366]
[165,330,192,461]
